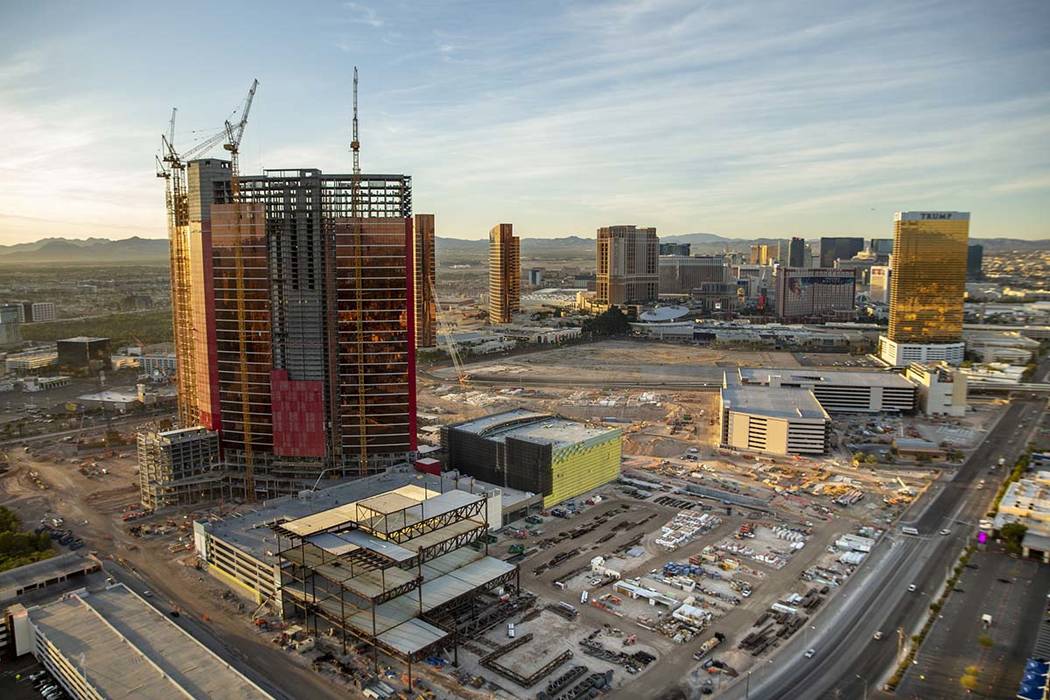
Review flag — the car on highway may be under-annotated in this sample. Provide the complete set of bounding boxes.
[939,528,951,536]
[908,584,917,592]
[804,648,816,659]
[873,631,883,640]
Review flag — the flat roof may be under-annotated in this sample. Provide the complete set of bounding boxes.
[29,585,271,699]
[0,553,99,601]
[738,367,914,389]
[205,468,532,564]
[58,336,109,343]
[721,384,829,421]
[450,409,620,449]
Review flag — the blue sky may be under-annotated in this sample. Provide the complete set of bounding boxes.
[1,0,1048,243]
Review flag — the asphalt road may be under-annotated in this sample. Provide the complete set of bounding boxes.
[717,398,1046,700]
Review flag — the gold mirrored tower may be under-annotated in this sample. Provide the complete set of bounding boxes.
[879,211,969,366]
[888,211,969,342]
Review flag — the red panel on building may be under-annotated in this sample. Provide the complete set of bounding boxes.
[271,369,326,457]
[415,458,441,475]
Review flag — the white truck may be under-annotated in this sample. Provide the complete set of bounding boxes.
[982,613,992,629]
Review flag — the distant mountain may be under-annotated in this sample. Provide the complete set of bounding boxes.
[0,237,168,263]
[1,233,1044,264]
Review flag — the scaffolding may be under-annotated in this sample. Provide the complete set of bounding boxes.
[274,486,520,682]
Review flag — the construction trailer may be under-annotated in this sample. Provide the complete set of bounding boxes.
[275,485,520,682]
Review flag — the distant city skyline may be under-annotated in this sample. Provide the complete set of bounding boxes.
[1,1,1049,244]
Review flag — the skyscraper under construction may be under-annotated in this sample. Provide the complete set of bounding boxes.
[163,165,417,500]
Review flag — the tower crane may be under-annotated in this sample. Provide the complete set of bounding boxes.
[223,78,259,198]
[429,278,469,385]
[349,67,369,472]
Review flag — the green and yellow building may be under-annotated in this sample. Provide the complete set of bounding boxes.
[441,409,622,508]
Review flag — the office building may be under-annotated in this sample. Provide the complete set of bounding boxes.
[868,239,894,263]
[869,265,892,304]
[414,213,437,348]
[658,254,726,294]
[56,336,110,368]
[488,223,520,323]
[0,304,21,347]
[442,409,622,508]
[788,237,807,268]
[879,211,969,367]
[774,268,856,321]
[8,584,272,699]
[596,225,659,306]
[720,377,829,456]
[968,244,984,280]
[659,242,691,256]
[160,159,417,501]
[15,301,56,323]
[526,267,544,286]
[904,362,967,417]
[137,427,223,510]
[819,237,864,267]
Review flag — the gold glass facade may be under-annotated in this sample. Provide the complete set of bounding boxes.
[488,223,520,324]
[888,211,969,343]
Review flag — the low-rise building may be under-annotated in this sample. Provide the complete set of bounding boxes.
[140,352,178,375]
[4,348,58,373]
[442,409,622,508]
[877,337,966,368]
[7,584,272,699]
[56,336,110,368]
[720,379,830,456]
[904,362,968,417]
[736,367,916,413]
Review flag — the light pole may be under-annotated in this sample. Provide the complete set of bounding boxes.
[856,674,868,700]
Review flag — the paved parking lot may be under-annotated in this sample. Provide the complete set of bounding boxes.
[896,546,1050,699]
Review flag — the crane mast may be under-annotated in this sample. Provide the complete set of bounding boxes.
[349,66,369,472]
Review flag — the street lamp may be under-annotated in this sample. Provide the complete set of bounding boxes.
[856,674,868,700]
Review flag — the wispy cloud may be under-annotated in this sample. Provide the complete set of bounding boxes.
[344,2,383,28]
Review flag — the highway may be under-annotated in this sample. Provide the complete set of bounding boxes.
[718,398,1046,700]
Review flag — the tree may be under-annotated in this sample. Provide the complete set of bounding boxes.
[1000,522,1028,555]
[960,673,979,691]
[582,307,631,337]
[978,635,993,648]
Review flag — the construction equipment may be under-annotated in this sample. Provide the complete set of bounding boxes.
[429,277,469,384]
[350,66,369,471]
[223,79,258,198]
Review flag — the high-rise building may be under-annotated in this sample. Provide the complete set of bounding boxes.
[788,237,807,268]
[879,211,969,367]
[413,213,436,348]
[774,268,856,321]
[869,238,894,262]
[819,237,865,267]
[869,265,892,304]
[527,268,544,286]
[596,225,659,306]
[967,244,984,280]
[163,161,417,500]
[0,304,21,347]
[749,243,772,265]
[488,223,520,323]
[658,255,727,294]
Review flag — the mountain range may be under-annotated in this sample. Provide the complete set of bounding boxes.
[0,233,1045,264]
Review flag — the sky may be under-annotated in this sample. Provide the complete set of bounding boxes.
[0,0,1048,244]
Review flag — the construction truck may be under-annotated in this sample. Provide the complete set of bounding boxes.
[693,632,726,661]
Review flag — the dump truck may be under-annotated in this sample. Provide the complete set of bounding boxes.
[693,632,726,661]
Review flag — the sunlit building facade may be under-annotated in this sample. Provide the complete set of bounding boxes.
[596,225,659,306]
[413,213,437,347]
[488,223,520,324]
[879,211,969,367]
